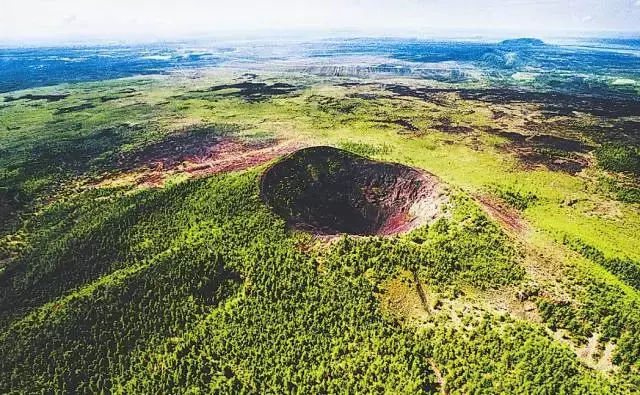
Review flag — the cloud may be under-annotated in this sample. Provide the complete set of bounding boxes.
[1,0,639,43]
[64,15,77,24]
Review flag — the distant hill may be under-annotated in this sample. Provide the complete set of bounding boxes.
[499,38,546,46]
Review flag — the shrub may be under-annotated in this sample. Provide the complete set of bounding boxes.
[492,186,539,211]
[595,144,640,175]
[338,141,391,157]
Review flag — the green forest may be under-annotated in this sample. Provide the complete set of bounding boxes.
[0,170,621,393]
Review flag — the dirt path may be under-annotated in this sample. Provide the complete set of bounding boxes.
[473,193,529,235]
[429,359,448,395]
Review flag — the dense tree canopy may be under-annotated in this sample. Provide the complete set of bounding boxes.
[0,170,622,393]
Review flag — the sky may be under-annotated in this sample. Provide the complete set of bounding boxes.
[1,0,639,43]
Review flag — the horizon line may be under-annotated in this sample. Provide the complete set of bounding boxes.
[2,27,640,49]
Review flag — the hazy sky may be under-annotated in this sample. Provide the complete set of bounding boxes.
[1,0,639,43]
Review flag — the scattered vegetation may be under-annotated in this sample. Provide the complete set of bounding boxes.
[338,141,392,157]
[598,175,640,204]
[536,279,640,386]
[491,185,539,211]
[424,317,613,393]
[563,236,640,291]
[595,143,640,175]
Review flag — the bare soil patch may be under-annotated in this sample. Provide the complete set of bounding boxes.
[183,138,302,177]
[377,119,420,134]
[474,194,528,234]
[383,84,454,106]
[98,130,302,188]
[434,118,474,134]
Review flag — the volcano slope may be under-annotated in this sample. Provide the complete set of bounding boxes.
[261,146,447,235]
[0,164,609,394]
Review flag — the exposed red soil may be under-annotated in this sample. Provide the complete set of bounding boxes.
[474,194,528,234]
[98,136,304,188]
[182,138,303,177]
[118,129,224,171]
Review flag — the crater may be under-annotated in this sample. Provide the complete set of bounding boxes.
[260,146,447,236]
